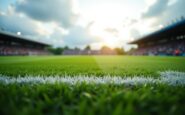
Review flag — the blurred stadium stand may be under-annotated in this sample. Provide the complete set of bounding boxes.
[0,31,50,56]
[129,19,185,56]
[63,49,117,55]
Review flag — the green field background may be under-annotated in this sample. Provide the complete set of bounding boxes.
[0,56,185,77]
[0,56,185,115]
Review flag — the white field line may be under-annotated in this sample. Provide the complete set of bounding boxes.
[0,71,185,86]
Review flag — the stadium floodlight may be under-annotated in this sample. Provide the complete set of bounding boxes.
[17,32,21,35]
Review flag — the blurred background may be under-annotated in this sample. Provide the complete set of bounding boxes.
[0,0,185,56]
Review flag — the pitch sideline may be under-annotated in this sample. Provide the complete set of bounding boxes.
[0,71,185,86]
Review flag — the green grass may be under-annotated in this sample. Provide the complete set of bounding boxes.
[0,56,185,76]
[0,56,185,115]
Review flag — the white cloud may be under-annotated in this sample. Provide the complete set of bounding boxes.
[0,12,39,35]
[142,0,169,19]
[1,0,185,49]
[127,0,185,41]
[142,0,185,26]
[62,25,99,48]
[0,0,99,48]
[15,0,78,28]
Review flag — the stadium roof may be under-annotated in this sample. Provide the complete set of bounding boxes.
[0,31,51,46]
[129,20,185,44]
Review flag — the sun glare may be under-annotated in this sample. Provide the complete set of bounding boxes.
[89,24,120,48]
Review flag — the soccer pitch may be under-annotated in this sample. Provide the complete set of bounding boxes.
[0,56,185,114]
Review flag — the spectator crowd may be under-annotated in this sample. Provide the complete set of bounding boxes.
[0,45,49,56]
[131,42,185,56]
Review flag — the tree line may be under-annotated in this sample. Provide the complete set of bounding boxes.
[47,45,126,55]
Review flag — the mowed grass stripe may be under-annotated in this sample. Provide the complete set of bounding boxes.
[1,56,185,77]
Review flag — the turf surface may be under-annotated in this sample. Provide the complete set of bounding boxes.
[0,56,185,115]
[0,56,185,76]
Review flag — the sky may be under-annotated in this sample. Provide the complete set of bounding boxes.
[0,0,185,50]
